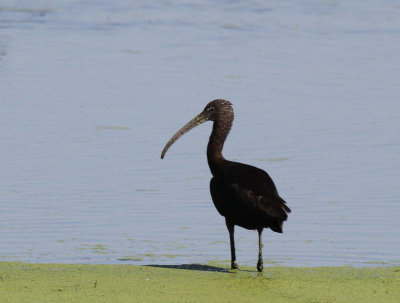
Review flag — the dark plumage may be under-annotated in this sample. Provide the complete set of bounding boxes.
[161,99,291,272]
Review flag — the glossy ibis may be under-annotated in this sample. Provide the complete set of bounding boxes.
[161,99,291,272]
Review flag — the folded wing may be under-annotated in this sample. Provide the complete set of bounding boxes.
[210,160,291,232]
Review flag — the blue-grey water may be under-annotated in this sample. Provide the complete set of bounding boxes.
[1,1,399,267]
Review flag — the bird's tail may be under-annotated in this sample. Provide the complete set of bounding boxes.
[263,196,291,233]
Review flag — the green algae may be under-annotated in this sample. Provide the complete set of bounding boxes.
[134,188,156,192]
[117,256,143,262]
[76,244,111,255]
[0,262,399,303]
[96,125,130,131]
[0,7,53,14]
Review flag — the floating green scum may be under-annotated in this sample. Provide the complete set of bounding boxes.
[1,262,399,303]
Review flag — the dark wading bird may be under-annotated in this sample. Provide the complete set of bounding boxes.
[161,99,291,272]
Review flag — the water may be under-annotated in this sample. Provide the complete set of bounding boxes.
[1,0,399,267]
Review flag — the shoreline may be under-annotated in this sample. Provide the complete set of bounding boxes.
[1,261,399,302]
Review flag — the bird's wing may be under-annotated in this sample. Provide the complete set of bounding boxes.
[218,161,291,221]
[229,183,290,221]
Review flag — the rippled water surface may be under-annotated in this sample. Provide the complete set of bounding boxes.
[1,0,399,267]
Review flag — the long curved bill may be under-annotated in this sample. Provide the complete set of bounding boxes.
[161,111,209,159]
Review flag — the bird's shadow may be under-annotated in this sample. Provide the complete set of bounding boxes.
[146,263,256,274]
[146,264,231,273]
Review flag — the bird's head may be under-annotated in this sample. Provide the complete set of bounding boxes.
[161,99,233,159]
[202,99,233,122]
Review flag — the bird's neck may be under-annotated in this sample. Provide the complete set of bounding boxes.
[207,119,232,175]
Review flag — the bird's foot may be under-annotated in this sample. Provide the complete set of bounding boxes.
[257,261,263,272]
[231,261,238,270]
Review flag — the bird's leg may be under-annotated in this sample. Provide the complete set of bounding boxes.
[257,228,264,272]
[226,219,238,270]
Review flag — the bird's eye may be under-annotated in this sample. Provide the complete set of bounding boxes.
[206,106,215,112]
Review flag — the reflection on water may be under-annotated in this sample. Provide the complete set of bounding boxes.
[0,1,399,267]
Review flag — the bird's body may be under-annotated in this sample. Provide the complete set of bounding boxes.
[161,99,290,272]
[210,160,289,232]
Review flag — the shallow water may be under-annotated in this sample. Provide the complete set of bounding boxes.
[1,0,399,267]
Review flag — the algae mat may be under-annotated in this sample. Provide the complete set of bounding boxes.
[1,262,399,302]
